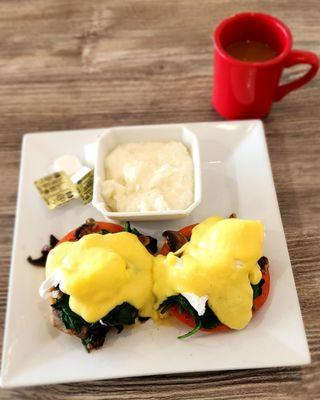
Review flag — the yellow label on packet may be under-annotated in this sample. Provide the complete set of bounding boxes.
[34,172,79,210]
[76,169,94,205]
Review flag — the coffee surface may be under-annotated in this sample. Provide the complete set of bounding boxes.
[225,40,277,62]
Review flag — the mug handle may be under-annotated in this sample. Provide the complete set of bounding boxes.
[274,50,319,101]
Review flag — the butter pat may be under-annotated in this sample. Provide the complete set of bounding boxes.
[53,155,82,176]
[102,142,194,212]
[71,166,91,184]
[84,142,97,168]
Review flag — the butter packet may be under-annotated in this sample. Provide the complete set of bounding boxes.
[34,172,79,210]
[75,169,94,205]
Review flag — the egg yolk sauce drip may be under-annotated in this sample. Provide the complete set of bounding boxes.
[154,217,264,330]
[46,232,155,323]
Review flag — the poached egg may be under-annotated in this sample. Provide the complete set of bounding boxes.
[153,216,264,329]
[44,232,155,323]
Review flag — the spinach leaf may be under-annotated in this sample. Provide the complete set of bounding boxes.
[100,302,138,333]
[178,320,202,339]
[96,229,110,235]
[251,279,265,299]
[51,292,86,334]
[81,304,140,351]
[124,221,158,255]
[160,295,198,320]
[159,295,179,314]
[159,294,226,338]
[124,221,141,236]
[160,279,267,339]
[200,305,221,330]
[138,316,150,323]
[52,293,138,351]
[159,295,205,339]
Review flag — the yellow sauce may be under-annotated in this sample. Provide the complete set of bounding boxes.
[153,217,263,329]
[45,216,264,330]
[46,232,155,322]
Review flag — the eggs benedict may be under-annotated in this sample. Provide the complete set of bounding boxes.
[35,214,270,350]
[156,215,270,338]
[38,219,157,351]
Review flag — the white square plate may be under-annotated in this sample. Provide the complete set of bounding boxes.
[0,120,310,388]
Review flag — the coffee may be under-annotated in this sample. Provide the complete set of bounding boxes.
[225,40,277,62]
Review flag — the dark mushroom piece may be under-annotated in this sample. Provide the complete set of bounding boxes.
[27,234,59,267]
[258,256,269,272]
[74,218,97,240]
[162,230,188,253]
[138,235,158,255]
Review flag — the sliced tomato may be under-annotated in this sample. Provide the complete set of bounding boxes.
[58,222,124,245]
[170,304,230,333]
[160,223,270,333]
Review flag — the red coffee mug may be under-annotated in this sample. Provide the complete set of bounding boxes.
[212,12,319,119]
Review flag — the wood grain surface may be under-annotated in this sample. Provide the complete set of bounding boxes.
[0,0,319,399]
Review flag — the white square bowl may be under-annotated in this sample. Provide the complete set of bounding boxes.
[92,125,202,221]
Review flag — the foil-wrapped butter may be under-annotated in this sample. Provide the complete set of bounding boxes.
[76,169,94,205]
[34,172,79,210]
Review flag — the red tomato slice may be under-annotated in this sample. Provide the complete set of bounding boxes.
[160,223,270,333]
[58,222,124,245]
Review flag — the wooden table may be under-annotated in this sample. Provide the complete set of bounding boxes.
[0,1,319,399]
